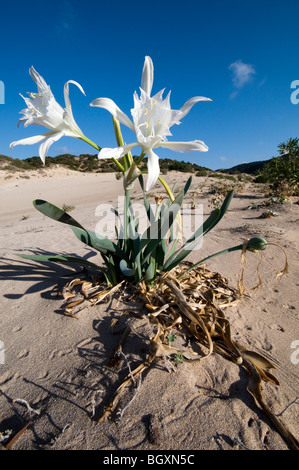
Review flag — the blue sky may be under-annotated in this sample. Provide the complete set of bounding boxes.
[0,0,298,170]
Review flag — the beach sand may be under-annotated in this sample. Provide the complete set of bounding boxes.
[0,167,298,451]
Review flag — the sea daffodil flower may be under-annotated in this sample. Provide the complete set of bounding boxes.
[90,56,211,191]
[10,67,94,163]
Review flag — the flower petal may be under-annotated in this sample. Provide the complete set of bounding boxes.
[98,142,138,160]
[64,80,85,116]
[29,66,49,93]
[90,98,135,131]
[159,140,208,152]
[10,132,51,149]
[141,56,154,96]
[146,149,160,191]
[63,80,85,135]
[39,131,65,164]
[179,96,212,120]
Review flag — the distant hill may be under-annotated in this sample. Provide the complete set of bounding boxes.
[0,154,211,175]
[218,154,290,175]
[0,153,117,173]
[1,152,283,177]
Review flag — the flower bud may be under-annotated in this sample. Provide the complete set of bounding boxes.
[141,56,154,95]
[124,162,142,190]
[246,237,268,253]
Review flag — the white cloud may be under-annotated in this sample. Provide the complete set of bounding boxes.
[229,90,238,99]
[55,0,77,34]
[228,60,256,97]
[55,145,69,154]
[258,77,267,87]
[220,156,227,161]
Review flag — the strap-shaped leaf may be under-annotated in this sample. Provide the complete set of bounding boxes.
[33,199,127,259]
[119,259,136,277]
[163,208,220,270]
[163,191,234,271]
[139,190,185,266]
[204,190,234,234]
[188,189,234,245]
[110,207,124,241]
[128,218,141,256]
[183,176,192,196]
[70,226,122,256]
[34,199,86,228]
[138,175,155,222]
[144,255,157,284]
[183,190,233,246]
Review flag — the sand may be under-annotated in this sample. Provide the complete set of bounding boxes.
[0,167,298,451]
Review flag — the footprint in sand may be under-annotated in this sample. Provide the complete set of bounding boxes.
[0,370,18,386]
[12,325,22,332]
[49,348,73,360]
[18,349,29,359]
[36,370,49,380]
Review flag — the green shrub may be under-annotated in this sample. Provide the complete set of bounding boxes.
[208,173,237,181]
[195,169,208,177]
[255,138,299,195]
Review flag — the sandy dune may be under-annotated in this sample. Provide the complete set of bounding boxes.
[0,168,298,451]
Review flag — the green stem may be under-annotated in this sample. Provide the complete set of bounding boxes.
[158,176,175,202]
[113,158,125,173]
[112,116,133,170]
[79,135,101,151]
[178,244,244,279]
[158,175,183,241]
[79,134,125,172]
[123,189,131,253]
[136,151,146,166]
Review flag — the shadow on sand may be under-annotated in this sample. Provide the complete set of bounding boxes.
[0,248,103,300]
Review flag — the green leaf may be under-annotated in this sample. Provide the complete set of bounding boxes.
[183,176,192,195]
[163,208,220,271]
[163,191,234,271]
[110,207,124,236]
[70,226,123,256]
[204,190,234,234]
[177,243,244,279]
[119,259,136,277]
[139,190,185,266]
[33,199,127,260]
[33,199,84,229]
[139,175,155,222]
[144,256,157,285]
[128,218,141,257]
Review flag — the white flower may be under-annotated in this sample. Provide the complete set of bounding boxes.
[10,67,86,163]
[90,56,211,191]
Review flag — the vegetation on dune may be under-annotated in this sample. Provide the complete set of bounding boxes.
[2,137,299,197]
[255,138,299,195]
[0,153,210,175]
